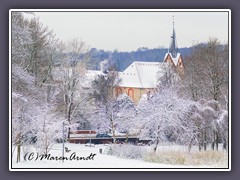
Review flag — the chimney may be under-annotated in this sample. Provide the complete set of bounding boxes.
[100,61,104,72]
[100,59,108,73]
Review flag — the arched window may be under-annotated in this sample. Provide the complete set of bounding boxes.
[128,88,134,101]
[117,88,122,96]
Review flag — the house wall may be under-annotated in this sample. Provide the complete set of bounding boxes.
[115,87,154,104]
[164,54,176,66]
[176,56,185,78]
[164,54,185,78]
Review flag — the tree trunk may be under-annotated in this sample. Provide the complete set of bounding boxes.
[198,132,202,151]
[154,126,160,152]
[153,138,159,152]
[223,138,227,150]
[111,113,116,144]
[215,131,219,151]
[211,130,215,150]
[188,137,194,153]
[67,127,70,139]
[198,142,202,151]
[112,123,116,144]
[67,102,73,123]
[125,132,129,144]
[17,143,21,163]
[211,142,214,150]
[203,129,207,151]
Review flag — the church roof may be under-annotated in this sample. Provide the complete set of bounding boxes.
[164,52,181,66]
[85,61,166,89]
[118,61,166,88]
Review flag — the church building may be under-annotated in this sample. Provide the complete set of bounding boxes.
[115,18,185,104]
[86,18,185,104]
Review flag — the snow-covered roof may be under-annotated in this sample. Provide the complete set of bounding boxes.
[82,70,106,88]
[118,61,166,88]
[85,61,169,89]
[164,52,181,66]
[85,70,105,81]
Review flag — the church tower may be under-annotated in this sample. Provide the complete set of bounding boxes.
[169,16,178,58]
[163,16,185,77]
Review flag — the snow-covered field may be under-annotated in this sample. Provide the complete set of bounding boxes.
[11,143,228,170]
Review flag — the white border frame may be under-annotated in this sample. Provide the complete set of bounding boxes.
[9,9,231,171]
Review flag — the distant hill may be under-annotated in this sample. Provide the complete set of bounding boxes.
[86,47,193,71]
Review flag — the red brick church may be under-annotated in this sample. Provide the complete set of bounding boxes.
[86,18,185,104]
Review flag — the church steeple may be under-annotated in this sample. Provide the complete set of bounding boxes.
[169,16,178,58]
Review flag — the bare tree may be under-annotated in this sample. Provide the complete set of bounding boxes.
[45,38,93,141]
[180,38,229,151]
[157,62,179,88]
[26,17,54,86]
[183,38,228,103]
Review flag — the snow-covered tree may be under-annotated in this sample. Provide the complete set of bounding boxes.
[11,12,32,66]
[113,93,136,133]
[196,99,227,151]
[135,86,193,152]
[90,65,124,142]
[178,99,228,152]
[34,111,66,154]
[91,93,136,143]
[11,64,66,160]
[217,109,228,150]
[12,64,40,162]
[11,13,71,161]
[156,62,179,88]
[12,92,31,163]
[91,65,121,104]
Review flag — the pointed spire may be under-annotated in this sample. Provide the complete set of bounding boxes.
[173,15,174,26]
[169,15,178,58]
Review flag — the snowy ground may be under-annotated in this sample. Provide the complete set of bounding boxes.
[11,143,228,170]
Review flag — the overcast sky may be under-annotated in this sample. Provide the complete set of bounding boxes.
[27,11,229,52]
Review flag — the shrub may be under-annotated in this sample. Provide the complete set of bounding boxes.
[105,144,145,159]
[144,151,186,165]
[144,150,228,166]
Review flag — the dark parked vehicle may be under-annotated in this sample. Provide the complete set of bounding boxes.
[96,133,112,138]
